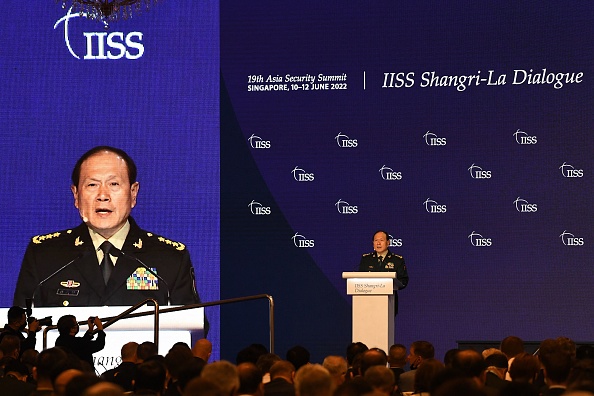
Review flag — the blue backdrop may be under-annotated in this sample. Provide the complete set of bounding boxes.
[220,1,593,362]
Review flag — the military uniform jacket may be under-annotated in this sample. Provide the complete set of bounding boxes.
[13,217,201,308]
[358,249,409,314]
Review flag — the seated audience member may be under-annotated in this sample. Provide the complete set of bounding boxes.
[137,341,159,363]
[32,347,71,395]
[257,353,282,384]
[508,352,540,384]
[538,340,573,396]
[183,377,226,396]
[576,344,594,361]
[442,349,459,368]
[265,360,295,396]
[238,362,264,396]
[177,359,207,394]
[81,381,125,396]
[134,359,168,396]
[360,348,388,376]
[333,376,373,396]
[432,378,487,396]
[294,364,334,396]
[0,358,36,396]
[322,356,348,388]
[363,365,396,396]
[101,341,138,391]
[413,358,445,395]
[388,344,407,384]
[0,306,40,355]
[55,315,105,367]
[498,381,539,396]
[287,346,311,372]
[500,336,524,381]
[484,352,508,392]
[165,344,196,396]
[566,358,594,390]
[0,334,21,361]
[345,342,368,380]
[63,374,102,396]
[399,341,435,393]
[54,368,84,396]
[450,350,497,395]
[237,344,269,365]
[201,360,241,396]
[192,339,213,363]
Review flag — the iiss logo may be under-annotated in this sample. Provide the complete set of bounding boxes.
[559,230,584,246]
[388,234,403,247]
[423,130,447,146]
[292,232,314,248]
[335,132,358,148]
[248,200,271,215]
[424,198,447,213]
[559,162,584,178]
[468,164,492,179]
[514,197,538,213]
[335,199,358,214]
[248,134,271,149]
[468,231,492,247]
[379,165,402,181]
[292,166,315,182]
[513,129,537,145]
[54,7,144,60]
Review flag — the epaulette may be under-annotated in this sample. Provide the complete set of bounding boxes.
[145,232,186,251]
[391,253,403,259]
[362,252,372,257]
[32,229,73,244]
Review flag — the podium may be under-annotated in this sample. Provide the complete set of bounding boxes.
[342,272,395,352]
[0,305,205,374]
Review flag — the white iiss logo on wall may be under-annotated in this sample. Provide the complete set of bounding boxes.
[388,234,403,247]
[559,230,584,246]
[335,132,358,148]
[292,232,314,248]
[559,162,584,178]
[379,165,402,181]
[292,166,315,182]
[248,134,271,149]
[335,199,358,214]
[468,164,492,179]
[424,198,446,213]
[423,130,446,146]
[468,231,492,247]
[513,129,537,145]
[514,197,538,213]
[54,7,144,60]
[248,200,271,215]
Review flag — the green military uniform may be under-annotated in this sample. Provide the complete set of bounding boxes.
[358,249,409,314]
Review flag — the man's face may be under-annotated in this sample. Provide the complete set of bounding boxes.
[407,347,421,369]
[373,232,389,255]
[71,151,139,239]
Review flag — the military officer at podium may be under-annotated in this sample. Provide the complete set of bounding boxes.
[13,146,203,312]
[359,230,409,314]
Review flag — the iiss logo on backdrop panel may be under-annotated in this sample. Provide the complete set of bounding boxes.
[54,7,144,60]
[248,134,271,149]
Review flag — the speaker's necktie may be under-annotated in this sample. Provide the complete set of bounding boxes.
[99,241,114,285]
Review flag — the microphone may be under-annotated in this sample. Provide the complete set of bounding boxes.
[110,247,171,305]
[30,249,91,307]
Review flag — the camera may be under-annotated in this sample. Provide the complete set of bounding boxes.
[28,316,52,327]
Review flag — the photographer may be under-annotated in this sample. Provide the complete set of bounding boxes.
[55,315,105,368]
[0,306,40,355]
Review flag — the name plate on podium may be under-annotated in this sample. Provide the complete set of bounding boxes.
[346,278,393,295]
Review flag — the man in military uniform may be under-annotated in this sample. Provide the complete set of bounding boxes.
[13,146,203,312]
[359,230,409,314]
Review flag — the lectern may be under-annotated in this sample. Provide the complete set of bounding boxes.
[342,272,395,352]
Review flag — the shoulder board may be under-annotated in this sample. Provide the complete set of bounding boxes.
[145,232,186,251]
[362,253,373,257]
[392,254,403,259]
[32,229,73,244]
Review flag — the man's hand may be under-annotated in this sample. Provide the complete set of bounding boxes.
[27,319,40,333]
[93,316,104,331]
